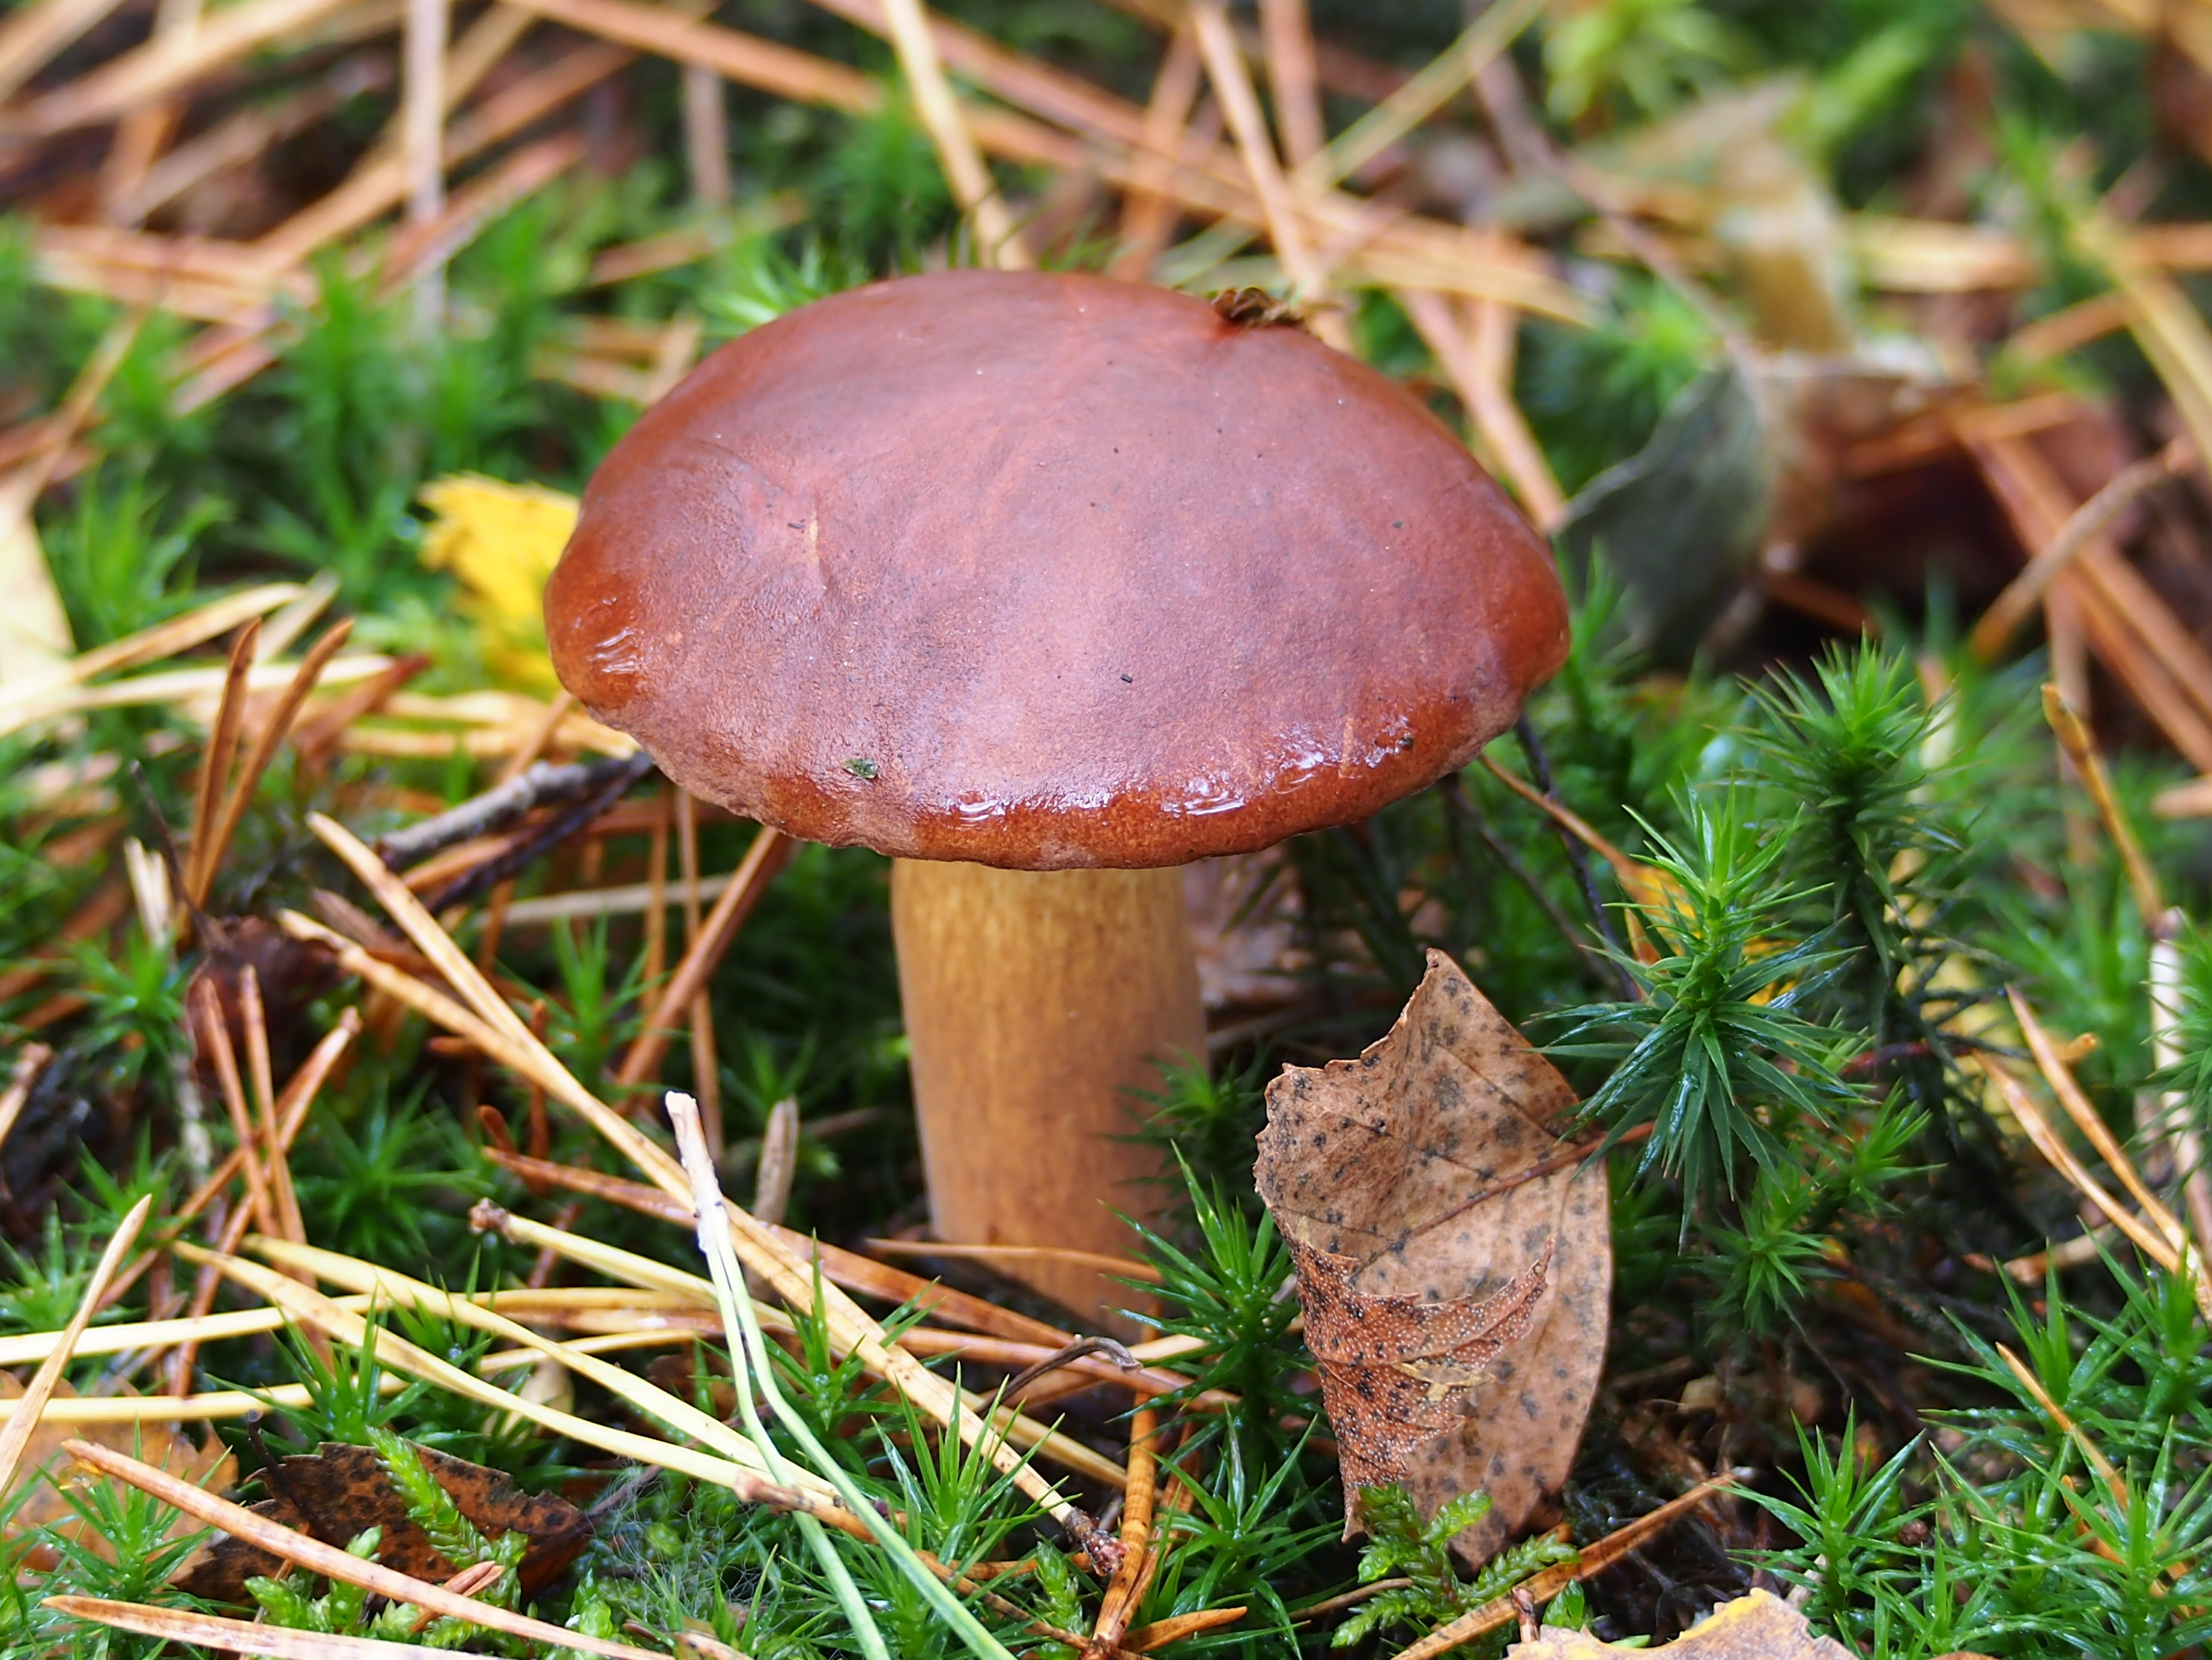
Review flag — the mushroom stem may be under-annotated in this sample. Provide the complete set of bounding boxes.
[890,860,1206,1329]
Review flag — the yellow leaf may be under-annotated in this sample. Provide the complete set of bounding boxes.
[417,474,578,694]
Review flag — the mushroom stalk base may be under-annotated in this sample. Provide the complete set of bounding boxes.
[890,859,1206,1328]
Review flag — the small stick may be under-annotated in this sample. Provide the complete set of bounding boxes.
[1974,1053,2210,1320]
[1189,0,1339,345]
[377,749,635,867]
[190,979,278,1241]
[0,0,131,103]
[2009,987,2187,1256]
[1385,1473,1740,1660]
[1126,1609,1248,1650]
[1974,438,2194,661]
[1993,1344,2128,1508]
[1087,1406,1160,1656]
[613,825,790,1092]
[880,0,1029,268]
[2043,683,2166,925]
[1399,287,1563,527]
[997,1335,1144,1397]
[184,620,260,909]
[1255,0,1321,169]
[238,968,307,1253]
[1110,16,1201,279]
[403,0,449,320]
[682,63,732,204]
[478,1149,1075,1347]
[0,1196,151,1497]
[193,620,354,909]
[1291,0,1540,195]
[866,1238,1164,1285]
[422,753,654,912]
[752,1096,799,1227]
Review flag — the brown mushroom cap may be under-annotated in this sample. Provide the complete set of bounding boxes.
[546,269,1569,870]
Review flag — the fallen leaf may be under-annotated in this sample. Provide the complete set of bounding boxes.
[1554,358,1772,662]
[1255,949,1610,1565]
[416,474,579,695]
[1506,1588,1858,1658]
[0,1377,236,1567]
[172,1441,588,1602]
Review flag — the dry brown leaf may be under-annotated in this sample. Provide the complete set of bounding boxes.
[1255,949,1610,1564]
[0,1376,234,1565]
[1506,1589,1861,1658]
[172,1440,587,1602]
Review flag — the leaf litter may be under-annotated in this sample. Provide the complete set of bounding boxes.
[1256,948,1610,1565]
[171,1440,590,1603]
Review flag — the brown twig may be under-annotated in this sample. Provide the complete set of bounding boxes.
[1255,0,1321,169]
[2009,987,2187,1257]
[865,1238,1164,1285]
[196,618,354,912]
[1384,1473,1742,1660]
[1087,1406,1161,1657]
[183,620,259,911]
[1974,438,2195,660]
[612,825,790,1092]
[1994,1343,2129,1508]
[1110,14,1201,279]
[189,977,278,1241]
[2043,683,2166,925]
[421,753,655,912]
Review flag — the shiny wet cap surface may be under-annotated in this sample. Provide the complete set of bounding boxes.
[545,269,1569,869]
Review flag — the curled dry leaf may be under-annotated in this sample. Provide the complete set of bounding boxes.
[1255,950,1610,1565]
[172,1441,588,1603]
[1506,1588,1860,1658]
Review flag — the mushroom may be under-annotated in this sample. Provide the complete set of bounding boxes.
[544,269,1567,1325]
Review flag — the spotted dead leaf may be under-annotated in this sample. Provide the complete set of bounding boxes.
[1255,949,1610,1565]
[172,1441,588,1602]
[1,1377,235,1567]
[1507,1589,1863,1658]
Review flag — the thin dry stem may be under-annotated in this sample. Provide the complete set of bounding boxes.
[184,620,260,909]
[190,977,279,1241]
[1975,439,2195,660]
[2043,683,2168,924]
[0,1195,151,1496]
[1993,1344,2128,1509]
[1386,1473,1741,1660]
[196,619,354,903]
